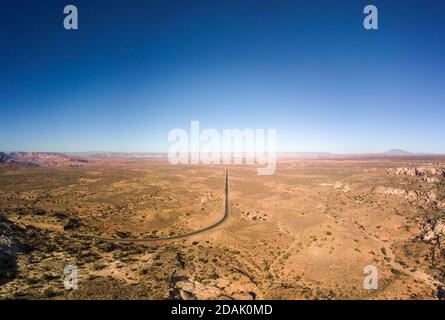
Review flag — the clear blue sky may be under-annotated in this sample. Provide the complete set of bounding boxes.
[1,0,444,153]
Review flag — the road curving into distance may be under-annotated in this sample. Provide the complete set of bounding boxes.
[73,169,230,243]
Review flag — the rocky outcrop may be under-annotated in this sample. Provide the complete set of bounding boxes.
[169,267,257,300]
[419,176,440,183]
[420,219,445,244]
[320,182,351,193]
[0,215,29,285]
[373,187,443,208]
[385,167,444,183]
[373,186,418,200]
[169,270,228,300]
[366,166,444,183]
[386,167,444,177]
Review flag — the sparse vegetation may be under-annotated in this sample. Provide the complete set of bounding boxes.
[1,158,444,300]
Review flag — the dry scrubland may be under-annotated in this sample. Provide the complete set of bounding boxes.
[1,158,445,300]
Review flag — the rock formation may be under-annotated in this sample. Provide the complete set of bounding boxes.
[421,219,445,244]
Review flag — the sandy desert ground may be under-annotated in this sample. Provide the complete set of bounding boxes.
[1,157,445,300]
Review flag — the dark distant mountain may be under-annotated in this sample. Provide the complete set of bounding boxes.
[383,149,413,155]
[0,152,9,163]
[0,152,38,167]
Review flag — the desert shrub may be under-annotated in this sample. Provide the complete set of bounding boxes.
[391,268,403,276]
[26,277,41,285]
[93,263,105,270]
[208,273,218,280]
[43,288,57,298]
[42,273,58,281]
[139,268,149,275]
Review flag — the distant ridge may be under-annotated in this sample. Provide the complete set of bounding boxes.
[0,152,90,167]
[278,150,445,159]
[2,151,444,163]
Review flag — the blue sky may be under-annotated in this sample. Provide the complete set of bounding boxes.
[1,0,444,153]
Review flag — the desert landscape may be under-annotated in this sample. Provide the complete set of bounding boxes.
[1,152,444,300]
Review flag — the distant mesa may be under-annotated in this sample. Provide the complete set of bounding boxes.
[0,152,90,167]
[383,149,412,155]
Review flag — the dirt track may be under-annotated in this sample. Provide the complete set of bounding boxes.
[73,169,230,243]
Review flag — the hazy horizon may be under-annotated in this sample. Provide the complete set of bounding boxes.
[1,148,444,156]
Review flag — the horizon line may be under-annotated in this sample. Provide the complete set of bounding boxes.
[2,150,445,156]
